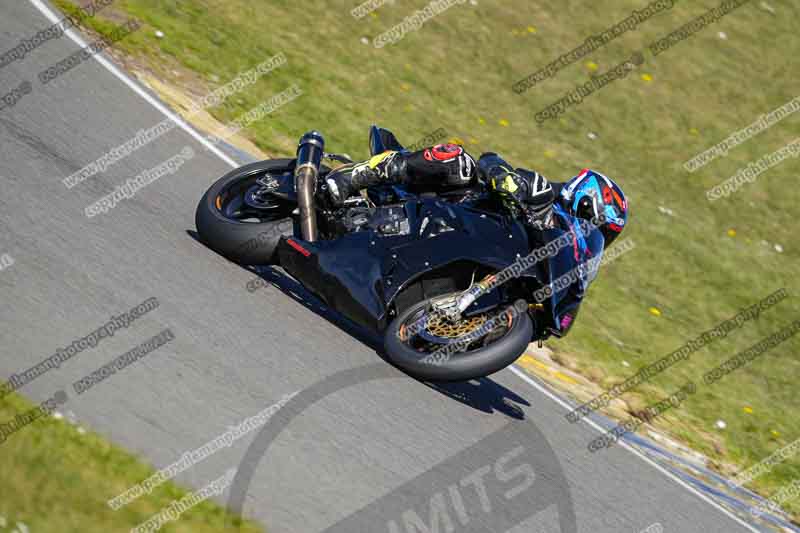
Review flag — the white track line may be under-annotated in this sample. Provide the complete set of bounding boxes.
[28,0,239,170]
[508,365,762,533]
[26,1,764,531]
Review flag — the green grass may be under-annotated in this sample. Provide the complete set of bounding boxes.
[0,391,262,532]
[54,0,800,522]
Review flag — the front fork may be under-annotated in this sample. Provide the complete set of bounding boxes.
[430,274,546,343]
[429,274,498,321]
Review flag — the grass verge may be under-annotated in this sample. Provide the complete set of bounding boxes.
[0,390,262,532]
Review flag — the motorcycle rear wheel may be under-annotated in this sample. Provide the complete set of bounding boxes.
[195,159,297,265]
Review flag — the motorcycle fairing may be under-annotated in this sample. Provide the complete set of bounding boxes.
[278,198,531,332]
[544,205,605,336]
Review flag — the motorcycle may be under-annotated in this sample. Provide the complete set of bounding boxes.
[195,127,604,381]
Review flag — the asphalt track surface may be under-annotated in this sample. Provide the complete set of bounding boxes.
[0,2,766,532]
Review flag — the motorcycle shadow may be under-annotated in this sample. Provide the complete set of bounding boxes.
[248,262,531,420]
[424,380,530,420]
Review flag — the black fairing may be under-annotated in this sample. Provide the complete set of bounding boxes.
[278,198,530,332]
[543,206,606,337]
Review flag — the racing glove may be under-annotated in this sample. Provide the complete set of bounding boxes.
[478,153,555,228]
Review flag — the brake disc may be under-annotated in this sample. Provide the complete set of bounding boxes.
[418,314,488,344]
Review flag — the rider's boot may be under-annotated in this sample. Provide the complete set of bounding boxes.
[325,151,407,206]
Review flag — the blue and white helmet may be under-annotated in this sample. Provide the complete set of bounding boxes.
[560,169,628,246]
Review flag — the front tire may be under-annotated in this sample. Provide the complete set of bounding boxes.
[384,299,533,382]
[195,159,296,265]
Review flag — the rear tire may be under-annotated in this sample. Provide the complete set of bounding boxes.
[384,299,533,382]
[195,159,296,265]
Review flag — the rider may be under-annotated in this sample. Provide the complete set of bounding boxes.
[325,140,628,246]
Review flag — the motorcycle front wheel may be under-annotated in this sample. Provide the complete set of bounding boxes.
[383,298,533,382]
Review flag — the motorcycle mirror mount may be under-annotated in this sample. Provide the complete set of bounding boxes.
[324,152,353,164]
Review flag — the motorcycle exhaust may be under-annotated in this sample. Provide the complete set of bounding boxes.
[295,131,325,242]
[294,131,325,242]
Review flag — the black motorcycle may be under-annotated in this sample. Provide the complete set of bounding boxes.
[195,127,603,381]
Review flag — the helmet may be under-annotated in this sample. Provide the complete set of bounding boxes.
[560,169,628,246]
